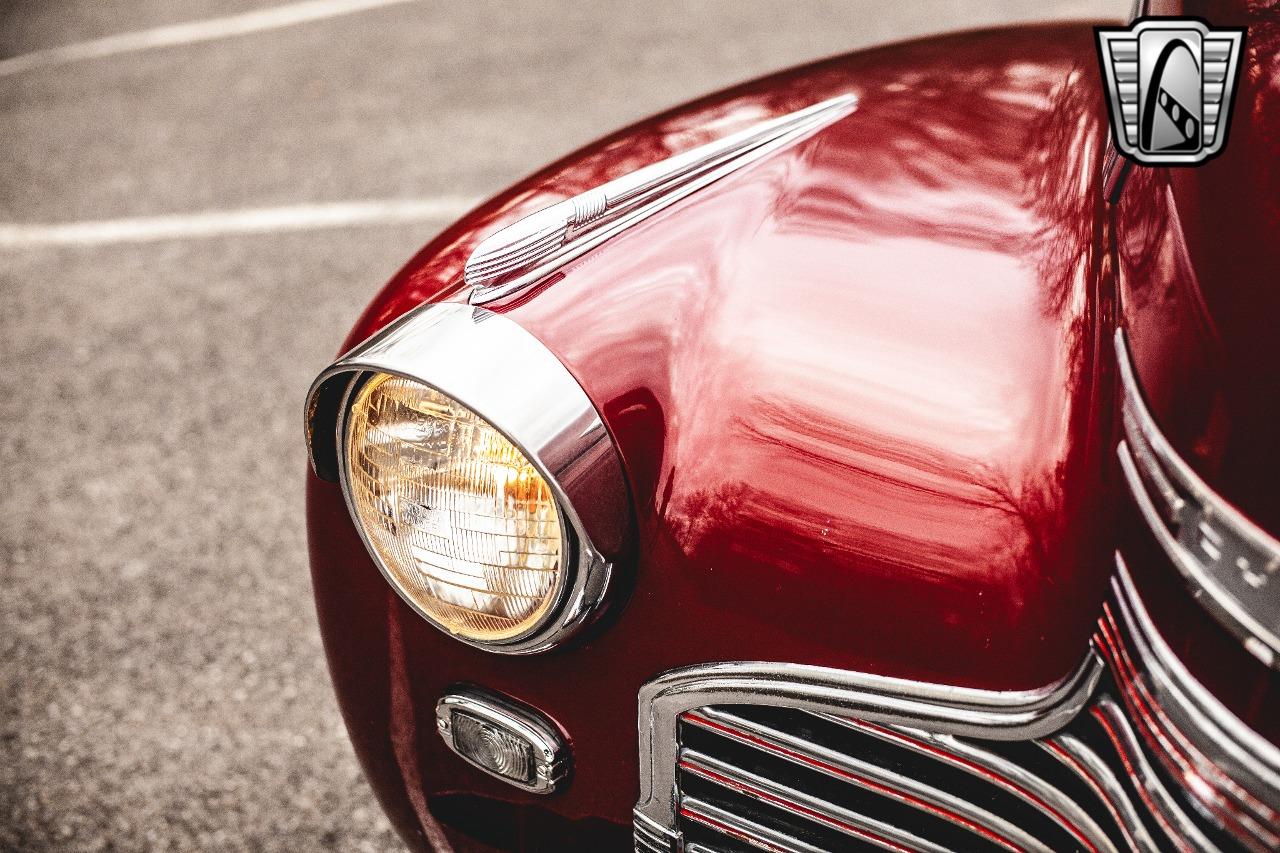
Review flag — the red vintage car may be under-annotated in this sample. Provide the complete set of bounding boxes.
[303,1,1280,849]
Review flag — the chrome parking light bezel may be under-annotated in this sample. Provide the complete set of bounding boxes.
[436,686,570,794]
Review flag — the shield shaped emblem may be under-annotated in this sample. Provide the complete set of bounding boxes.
[1096,18,1246,165]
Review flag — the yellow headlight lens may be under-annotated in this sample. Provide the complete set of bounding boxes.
[344,373,564,642]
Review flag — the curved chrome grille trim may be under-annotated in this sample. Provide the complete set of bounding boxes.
[1041,734,1161,853]
[680,798,828,853]
[634,812,676,853]
[1091,697,1223,852]
[681,749,952,853]
[1107,554,1280,844]
[634,655,1101,851]
[636,560,1280,851]
[688,708,1049,853]
[465,94,857,304]
[844,719,1117,852]
[1115,328,1280,667]
[635,656,1103,829]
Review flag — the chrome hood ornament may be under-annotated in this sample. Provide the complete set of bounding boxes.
[465,93,857,304]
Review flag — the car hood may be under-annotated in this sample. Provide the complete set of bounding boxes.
[340,23,1113,690]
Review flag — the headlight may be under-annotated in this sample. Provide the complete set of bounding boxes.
[344,373,566,642]
[306,302,630,653]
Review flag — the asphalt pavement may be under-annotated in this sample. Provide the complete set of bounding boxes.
[0,1,1123,850]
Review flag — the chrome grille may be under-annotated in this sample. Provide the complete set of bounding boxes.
[636,560,1279,852]
[678,706,1057,852]
[670,694,1269,852]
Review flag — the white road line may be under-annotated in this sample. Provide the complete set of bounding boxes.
[0,199,477,249]
[0,0,422,78]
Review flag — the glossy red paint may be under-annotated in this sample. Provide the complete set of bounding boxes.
[309,21,1129,848]
[1122,0,1280,535]
[1113,0,1280,751]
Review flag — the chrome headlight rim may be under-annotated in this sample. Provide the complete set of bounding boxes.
[306,302,629,654]
[335,369,577,649]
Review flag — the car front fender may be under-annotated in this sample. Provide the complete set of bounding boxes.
[307,20,1115,847]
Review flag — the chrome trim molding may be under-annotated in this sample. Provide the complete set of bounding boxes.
[465,93,857,304]
[633,654,1102,844]
[436,686,570,794]
[679,798,827,853]
[680,748,952,853]
[1042,733,1162,853]
[689,707,1051,853]
[304,301,630,653]
[633,812,679,853]
[1110,553,1280,818]
[635,557,1280,851]
[851,719,1118,851]
[1115,328,1280,667]
[1102,138,1134,203]
[1093,696,1220,852]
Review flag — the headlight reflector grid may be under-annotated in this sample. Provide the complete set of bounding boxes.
[344,373,565,642]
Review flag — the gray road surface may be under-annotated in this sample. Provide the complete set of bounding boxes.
[0,1,1123,850]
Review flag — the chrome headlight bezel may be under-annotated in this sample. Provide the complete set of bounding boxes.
[305,302,630,654]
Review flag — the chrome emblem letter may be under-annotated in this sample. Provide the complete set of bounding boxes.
[1096,18,1245,166]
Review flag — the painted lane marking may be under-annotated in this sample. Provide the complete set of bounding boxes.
[0,0,422,78]
[0,199,477,249]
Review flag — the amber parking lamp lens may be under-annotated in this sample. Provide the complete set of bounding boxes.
[344,373,564,642]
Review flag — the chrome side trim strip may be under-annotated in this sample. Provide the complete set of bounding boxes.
[837,719,1117,853]
[1043,734,1162,853]
[690,707,1050,853]
[1115,328,1280,667]
[681,750,951,853]
[304,302,631,653]
[634,654,1102,839]
[465,93,857,304]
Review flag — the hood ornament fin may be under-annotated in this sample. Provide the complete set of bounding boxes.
[466,93,857,304]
